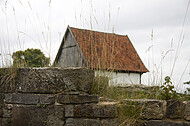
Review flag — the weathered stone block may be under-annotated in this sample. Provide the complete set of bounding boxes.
[0,94,4,117]
[65,104,118,118]
[57,93,98,104]
[185,101,190,121]
[91,104,118,118]
[65,105,74,117]
[100,119,118,126]
[47,114,64,126]
[0,118,2,126]
[12,105,64,126]
[2,109,12,118]
[0,93,4,103]
[2,104,13,118]
[1,104,13,118]
[123,99,164,120]
[0,68,94,93]
[140,100,164,120]
[0,107,3,117]
[46,105,65,126]
[14,67,94,93]
[65,118,100,126]
[5,93,39,104]
[143,120,190,126]
[5,93,56,105]
[39,94,55,104]
[166,99,185,119]
[0,118,12,126]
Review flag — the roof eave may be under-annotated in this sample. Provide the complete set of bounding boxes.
[91,67,149,73]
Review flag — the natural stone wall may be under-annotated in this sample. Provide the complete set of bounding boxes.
[0,68,117,126]
[0,67,190,126]
[123,99,190,126]
[142,120,190,126]
[0,67,94,93]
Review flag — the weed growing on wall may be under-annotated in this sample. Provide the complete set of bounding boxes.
[117,103,142,126]
[159,76,178,100]
[184,79,190,94]
[0,67,18,90]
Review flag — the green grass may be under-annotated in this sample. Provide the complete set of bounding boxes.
[91,73,161,100]
[91,73,190,125]
[91,73,190,101]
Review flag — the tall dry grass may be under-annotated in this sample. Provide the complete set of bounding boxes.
[1,0,190,125]
[0,0,189,94]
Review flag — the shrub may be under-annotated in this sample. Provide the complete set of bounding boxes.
[159,76,178,100]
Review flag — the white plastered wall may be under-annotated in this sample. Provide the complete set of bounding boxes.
[95,71,141,86]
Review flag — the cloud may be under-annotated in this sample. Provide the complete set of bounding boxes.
[116,0,190,31]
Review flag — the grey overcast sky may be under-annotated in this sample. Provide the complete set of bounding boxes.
[0,0,190,92]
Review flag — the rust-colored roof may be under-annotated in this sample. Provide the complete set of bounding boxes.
[70,27,148,73]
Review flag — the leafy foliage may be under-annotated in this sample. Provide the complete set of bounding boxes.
[12,51,25,67]
[184,81,190,94]
[183,73,190,94]
[159,76,178,100]
[184,81,190,84]
[12,48,49,67]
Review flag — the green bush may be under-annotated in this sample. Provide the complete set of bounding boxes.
[12,48,50,67]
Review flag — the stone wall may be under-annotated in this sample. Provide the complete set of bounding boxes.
[123,99,190,126]
[0,67,118,126]
[0,67,190,126]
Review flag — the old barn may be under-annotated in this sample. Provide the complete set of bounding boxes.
[54,26,148,85]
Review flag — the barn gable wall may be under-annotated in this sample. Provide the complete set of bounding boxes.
[57,31,86,68]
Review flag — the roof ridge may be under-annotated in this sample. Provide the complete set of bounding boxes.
[69,26,128,37]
